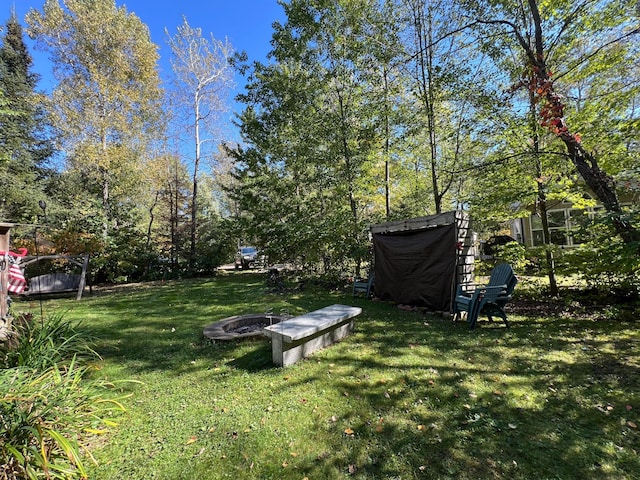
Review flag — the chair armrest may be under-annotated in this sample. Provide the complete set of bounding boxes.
[456,283,486,295]
[475,284,508,300]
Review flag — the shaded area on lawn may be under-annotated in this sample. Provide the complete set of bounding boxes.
[15,273,639,479]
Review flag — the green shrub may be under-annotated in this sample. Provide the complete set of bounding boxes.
[492,241,531,273]
[0,361,126,480]
[564,239,640,294]
[478,241,531,276]
[561,212,640,295]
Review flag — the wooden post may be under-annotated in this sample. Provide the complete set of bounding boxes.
[76,254,89,300]
[0,223,16,320]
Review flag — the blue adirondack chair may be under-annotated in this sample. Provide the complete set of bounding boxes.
[453,263,518,329]
[353,271,375,299]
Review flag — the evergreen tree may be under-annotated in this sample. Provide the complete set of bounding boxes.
[0,12,52,222]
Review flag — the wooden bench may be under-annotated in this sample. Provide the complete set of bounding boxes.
[263,304,362,366]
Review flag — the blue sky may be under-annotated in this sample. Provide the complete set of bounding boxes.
[1,0,286,139]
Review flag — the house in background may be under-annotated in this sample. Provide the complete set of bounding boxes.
[511,192,636,248]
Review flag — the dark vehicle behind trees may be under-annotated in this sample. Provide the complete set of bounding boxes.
[235,246,259,270]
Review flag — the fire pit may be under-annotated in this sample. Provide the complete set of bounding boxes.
[203,313,284,341]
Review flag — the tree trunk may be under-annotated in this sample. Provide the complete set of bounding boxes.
[171,171,178,272]
[101,167,109,240]
[562,137,639,246]
[537,188,559,296]
[529,85,559,296]
[190,88,202,270]
[383,66,391,220]
[413,2,441,214]
[146,190,159,249]
[336,85,361,275]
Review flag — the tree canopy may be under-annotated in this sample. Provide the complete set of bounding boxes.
[0,0,634,286]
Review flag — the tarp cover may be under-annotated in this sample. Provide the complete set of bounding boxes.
[373,224,456,310]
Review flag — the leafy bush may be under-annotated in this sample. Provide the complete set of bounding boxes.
[564,238,640,294]
[562,211,640,296]
[1,362,126,480]
[492,241,531,273]
[478,241,531,276]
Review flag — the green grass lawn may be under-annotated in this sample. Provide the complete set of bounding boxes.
[15,273,639,479]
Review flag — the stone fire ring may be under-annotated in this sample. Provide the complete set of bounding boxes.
[203,314,283,341]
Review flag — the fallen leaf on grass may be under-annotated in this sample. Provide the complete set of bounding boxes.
[626,404,633,411]
[344,427,355,436]
[627,421,637,429]
[508,423,517,429]
[186,436,197,445]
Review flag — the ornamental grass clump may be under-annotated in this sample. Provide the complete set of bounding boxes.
[1,312,97,370]
[0,313,127,480]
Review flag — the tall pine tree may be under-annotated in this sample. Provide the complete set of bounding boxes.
[0,12,52,222]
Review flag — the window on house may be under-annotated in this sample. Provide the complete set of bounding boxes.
[531,208,593,247]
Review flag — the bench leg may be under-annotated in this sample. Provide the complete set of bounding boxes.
[271,335,285,366]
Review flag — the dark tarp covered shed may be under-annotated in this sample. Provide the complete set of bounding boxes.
[371,212,474,311]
